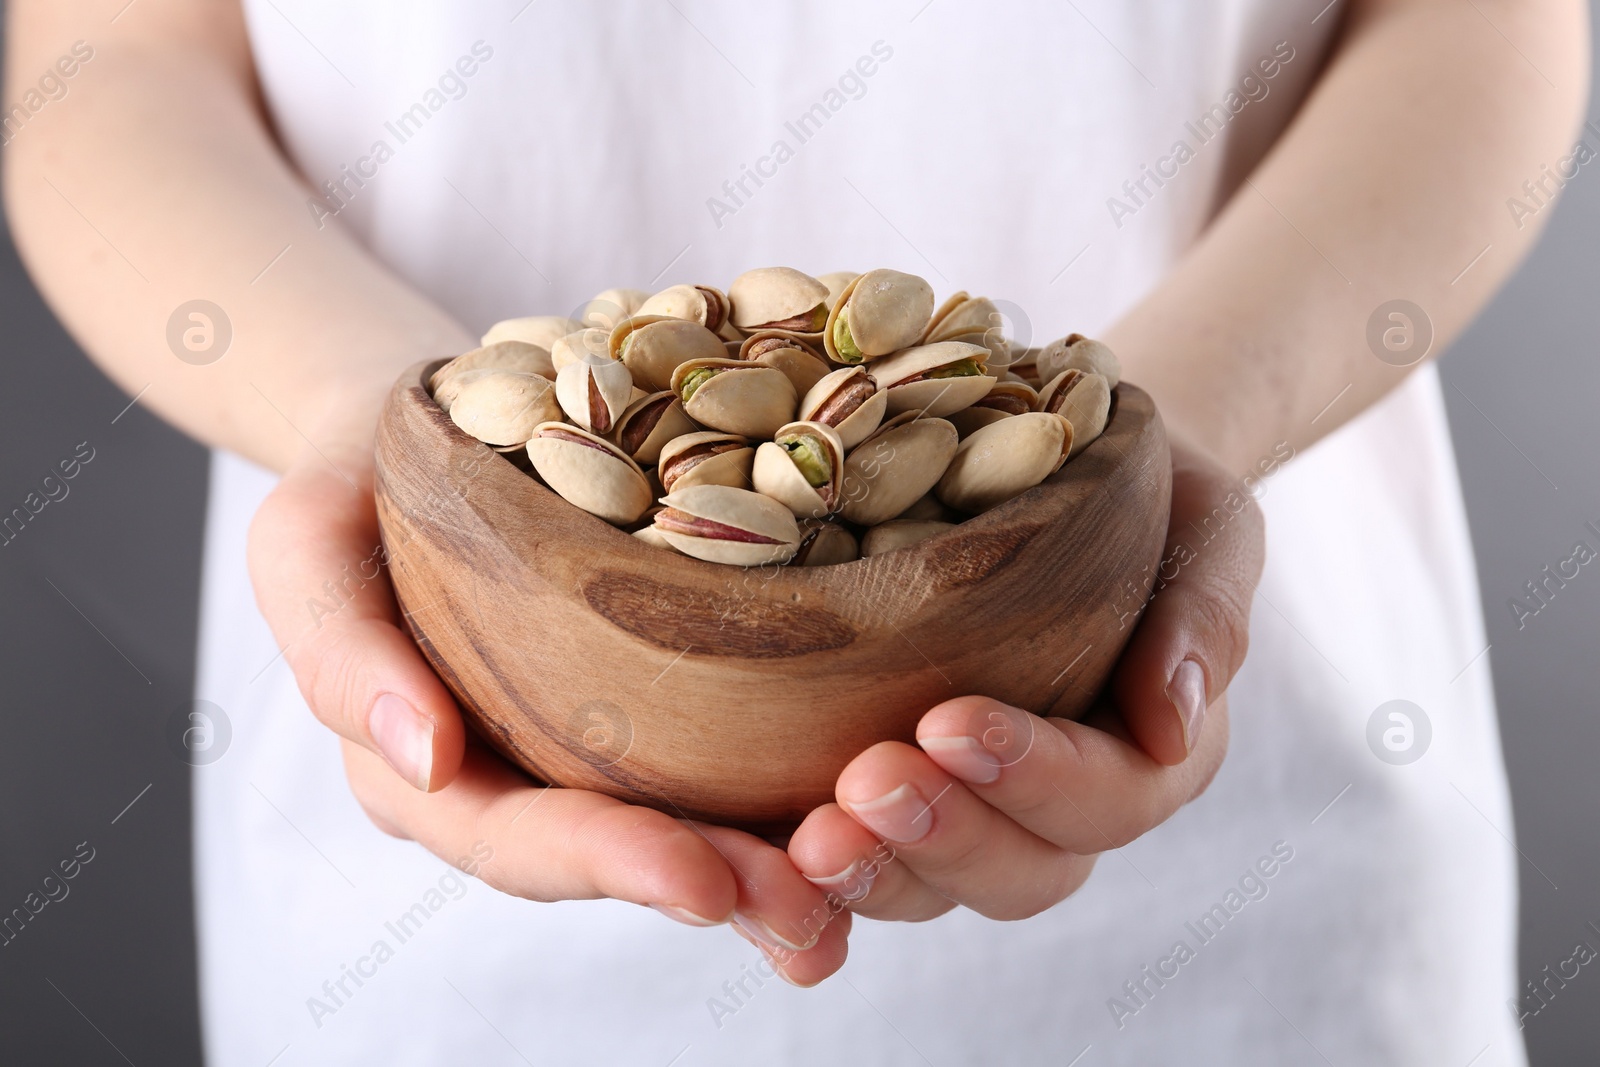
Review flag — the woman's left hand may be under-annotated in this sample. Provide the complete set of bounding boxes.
[785,438,1264,923]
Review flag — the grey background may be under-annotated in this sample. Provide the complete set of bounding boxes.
[0,8,1596,1067]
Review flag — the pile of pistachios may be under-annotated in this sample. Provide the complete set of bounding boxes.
[429,267,1119,567]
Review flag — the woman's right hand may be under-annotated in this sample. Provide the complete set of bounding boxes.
[247,417,850,985]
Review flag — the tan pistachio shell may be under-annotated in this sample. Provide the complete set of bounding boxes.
[610,315,727,392]
[798,367,888,449]
[578,288,651,331]
[895,492,960,523]
[655,484,801,566]
[948,380,1039,437]
[550,328,614,373]
[609,391,698,465]
[923,294,1008,362]
[632,523,674,550]
[480,315,582,350]
[1038,369,1112,458]
[431,342,555,409]
[751,421,845,519]
[861,520,957,557]
[639,283,739,340]
[823,269,936,363]
[816,271,860,310]
[1037,334,1121,388]
[657,431,755,493]
[737,331,833,396]
[446,369,561,447]
[554,353,634,435]
[728,267,830,333]
[792,519,859,566]
[671,358,797,439]
[935,411,1072,514]
[525,422,652,525]
[839,412,960,526]
[868,341,997,418]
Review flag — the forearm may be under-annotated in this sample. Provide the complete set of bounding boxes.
[1106,0,1590,475]
[3,0,473,473]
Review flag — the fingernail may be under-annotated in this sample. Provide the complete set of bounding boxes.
[649,903,725,928]
[1167,659,1206,753]
[918,735,1001,784]
[807,861,877,903]
[734,911,815,952]
[370,694,434,790]
[846,784,934,844]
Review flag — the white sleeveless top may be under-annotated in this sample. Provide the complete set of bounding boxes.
[195,3,1524,1063]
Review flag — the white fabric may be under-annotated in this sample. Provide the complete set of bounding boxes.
[194,3,1523,1064]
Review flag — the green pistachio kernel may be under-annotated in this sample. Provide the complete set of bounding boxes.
[833,308,864,363]
[925,357,983,379]
[679,368,716,401]
[782,435,831,488]
[619,333,635,362]
[804,303,830,331]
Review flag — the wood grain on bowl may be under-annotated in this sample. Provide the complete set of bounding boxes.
[375,360,1171,832]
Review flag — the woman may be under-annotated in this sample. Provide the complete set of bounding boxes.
[5,0,1586,1062]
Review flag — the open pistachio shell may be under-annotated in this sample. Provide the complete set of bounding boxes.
[868,341,998,418]
[554,353,634,435]
[1037,369,1112,458]
[525,422,652,525]
[839,412,960,526]
[798,367,888,450]
[1037,334,1121,389]
[823,269,935,363]
[752,421,845,519]
[610,391,697,465]
[728,267,831,334]
[922,293,1009,362]
[639,283,739,341]
[791,519,859,566]
[948,380,1039,437]
[657,431,755,493]
[861,520,957,557]
[935,411,1072,514]
[671,359,797,439]
[480,315,582,351]
[447,369,561,447]
[654,484,802,566]
[550,328,614,373]
[737,332,833,396]
[610,315,727,392]
[578,288,650,331]
[431,341,555,408]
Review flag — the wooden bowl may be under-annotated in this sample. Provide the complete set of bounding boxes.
[375,361,1170,832]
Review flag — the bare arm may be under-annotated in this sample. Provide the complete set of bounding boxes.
[1108,0,1591,474]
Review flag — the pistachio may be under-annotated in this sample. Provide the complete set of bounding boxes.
[657,431,756,493]
[639,283,739,340]
[553,353,632,435]
[632,523,674,550]
[737,331,832,396]
[1037,369,1111,458]
[480,315,582,351]
[1037,334,1121,389]
[922,292,1010,365]
[798,367,888,450]
[431,341,555,409]
[947,380,1039,437]
[935,411,1072,514]
[728,267,831,334]
[823,269,936,364]
[578,288,650,331]
[839,412,960,527]
[867,341,998,418]
[895,492,960,523]
[792,518,859,566]
[653,484,802,566]
[752,421,845,519]
[550,328,614,373]
[816,271,860,311]
[671,358,797,439]
[861,520,957,557]
[610,391,697,465]
[609,315,727,391]
[446,369,561,447]
[525,422,652,525]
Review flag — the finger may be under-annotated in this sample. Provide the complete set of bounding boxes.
[788,803,954,923]
[696,826,852,986]
[917,695,1229,853]
[249,457,466,791]
[1112,442,1264,764]
[835,742,1093,920]
[343,741,739,926]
